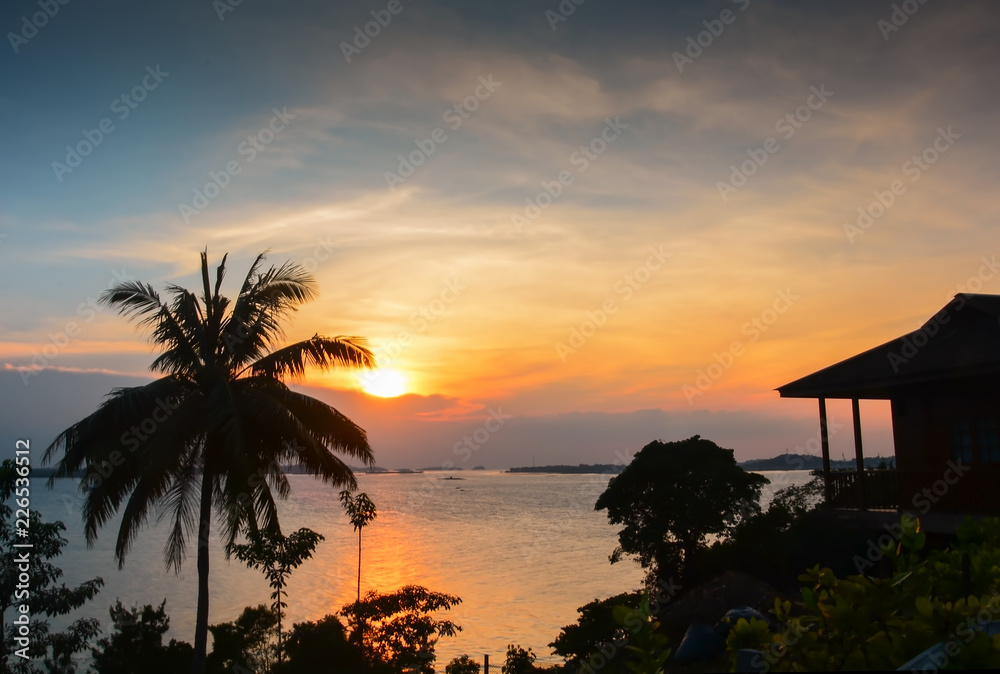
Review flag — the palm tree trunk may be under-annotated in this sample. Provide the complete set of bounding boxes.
[192,470,213,674]
[357,529,362,603]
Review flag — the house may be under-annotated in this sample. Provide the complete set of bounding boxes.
[777,293,1000,530]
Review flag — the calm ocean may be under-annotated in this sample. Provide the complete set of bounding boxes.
[31,469,813,666]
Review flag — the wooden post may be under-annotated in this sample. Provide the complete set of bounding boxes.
[484,654,489,673]
[819,398,833,507]
[852,397,867,510]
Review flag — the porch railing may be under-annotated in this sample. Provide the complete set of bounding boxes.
[826,468,899,509]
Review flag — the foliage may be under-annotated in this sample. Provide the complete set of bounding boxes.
[340,490,378,533]
[695,475,873,588]
[445,654,482,674]
[724,516,1000,671]
[230,526,324,665]
[611,595,672,674]
[206,604,277,674]
[764,474,825,518]
[21,620,102,674]
[595,436,768,584]
[91,600,193,674]
[550,591,642,672]
[340,585,462,674]
[501,644,538,673]
[281,614,362,673]
[0,460,103,672]
[42,251,375,673]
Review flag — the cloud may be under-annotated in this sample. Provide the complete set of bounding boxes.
[0,369,893,472]
[0,0,995,462]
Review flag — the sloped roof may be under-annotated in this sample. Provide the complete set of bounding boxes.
[778,294,1000,399]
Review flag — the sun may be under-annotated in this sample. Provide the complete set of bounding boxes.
[359,368,408,398]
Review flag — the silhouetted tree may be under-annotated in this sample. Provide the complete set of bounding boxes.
[0,459,103,672]
[43,251,375,673]
[549,591,642,672]
[206,604,277,674]
[501,644,538,674]
[282,614,362,673]
[91,600,193,674]
[445,655,482,674]
[595,436,768,585]
[341,585,461,674]
[231,526,324,668]
[339,490,377,604]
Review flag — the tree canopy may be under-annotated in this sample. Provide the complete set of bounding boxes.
[91,599,193,674]
[0,459,103,672]
[340,585,462,674]
[595,435,769,585]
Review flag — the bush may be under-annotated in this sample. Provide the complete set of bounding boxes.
[502,644,538,674]
[445,654,481,674]
[341,585,462,674]
[206,604,277,674]
[282,614,362,674]
[550,591,642,672]
[90,600,192,674]
[725,516,1000,671]
[695,476,872,589]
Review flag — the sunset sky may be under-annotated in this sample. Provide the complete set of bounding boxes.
[2,0,998,468]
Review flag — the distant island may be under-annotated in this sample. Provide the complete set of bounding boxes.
[34,455,894,480]
[738,453,895,471]
[507,464,627,474]
[506,454,895,475]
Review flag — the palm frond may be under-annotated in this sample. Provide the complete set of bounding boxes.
[245,335,374,380]
[200,250,214,322]
[43,377,204,564]
[100,281,202,376]
[200,377,270,551]
[209,376,371,546]
[237,376,372,470]
[156,442,203,573]
[216,462,284,554]
[42,376,195,474]
[113,455,183,568]
[219,257,319,368]
[99,281,166,325]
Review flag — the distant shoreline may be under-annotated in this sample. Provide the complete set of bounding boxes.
[506,464,626,475]
[738,453,894,472]
[30,454,894,480]
[505,453,895,475]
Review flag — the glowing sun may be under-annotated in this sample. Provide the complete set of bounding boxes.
[359,368,408,398]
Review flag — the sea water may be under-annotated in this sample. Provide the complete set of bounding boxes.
[28,469,812,666]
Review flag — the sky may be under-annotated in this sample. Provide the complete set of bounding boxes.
[1,0,998,469]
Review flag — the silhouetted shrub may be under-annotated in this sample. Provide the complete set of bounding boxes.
[91,600,192,674]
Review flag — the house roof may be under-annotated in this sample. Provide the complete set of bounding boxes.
[777,294,1000,399]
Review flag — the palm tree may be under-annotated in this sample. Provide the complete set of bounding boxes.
[42,251,376,674]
